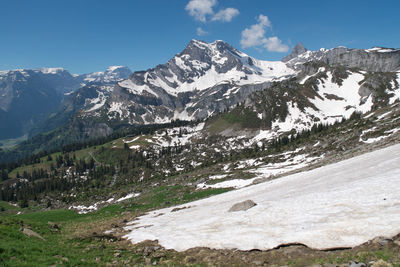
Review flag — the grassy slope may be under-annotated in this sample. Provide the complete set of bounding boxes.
[0,184,230,266]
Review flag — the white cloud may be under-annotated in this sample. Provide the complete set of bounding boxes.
[197,27,208,36]
[240,15,271,48]
[240,14,289,53]
[185,0,217,22]
[185,0,239,23]
[264,37,289,52]
[211,7,239,22]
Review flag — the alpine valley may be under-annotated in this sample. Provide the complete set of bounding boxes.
[1,39,400,266]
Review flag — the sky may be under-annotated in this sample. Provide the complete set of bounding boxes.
[1,0,399,74]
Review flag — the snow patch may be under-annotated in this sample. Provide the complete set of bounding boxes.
[124,144,400,251]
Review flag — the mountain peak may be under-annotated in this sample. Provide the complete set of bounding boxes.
[186,39,208,49]
[282,42,308,62]
[181,39,242,61]
[106,66,128,72]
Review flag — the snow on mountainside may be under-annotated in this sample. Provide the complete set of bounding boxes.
[124,143,400,251]
[68,66,132,112]
[208,42,400,141]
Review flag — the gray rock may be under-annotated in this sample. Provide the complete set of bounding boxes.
[287,46,400,72]
[349,261,366,267]
[371,236,392,246]
[21,228,45,240]
[228,200,257,212]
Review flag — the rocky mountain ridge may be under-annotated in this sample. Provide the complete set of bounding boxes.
[285,44,400,73]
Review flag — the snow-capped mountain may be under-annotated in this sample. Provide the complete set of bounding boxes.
[204,42,400,141]
[84,39,295,124]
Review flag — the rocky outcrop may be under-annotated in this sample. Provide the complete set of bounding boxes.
[282,42,308,62]
[286,46,400,72]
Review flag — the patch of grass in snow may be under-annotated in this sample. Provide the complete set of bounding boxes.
[127,185,230,211]
[206,107,262,134]
[182,188,230,202]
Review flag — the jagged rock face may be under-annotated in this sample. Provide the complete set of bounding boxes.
[286,46,400,72]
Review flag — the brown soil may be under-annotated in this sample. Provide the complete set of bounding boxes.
[103,232,400,266]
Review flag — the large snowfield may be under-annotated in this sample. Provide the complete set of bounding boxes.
[124,143,400,251]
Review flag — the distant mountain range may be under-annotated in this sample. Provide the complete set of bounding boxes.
[0,66,131,141]
[1,39,399,157]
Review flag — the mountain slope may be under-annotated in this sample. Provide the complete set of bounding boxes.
[2,41,400,267]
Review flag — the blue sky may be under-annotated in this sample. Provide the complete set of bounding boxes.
[1,0,399,74]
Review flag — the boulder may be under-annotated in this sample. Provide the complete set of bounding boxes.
[228,200,257,212]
